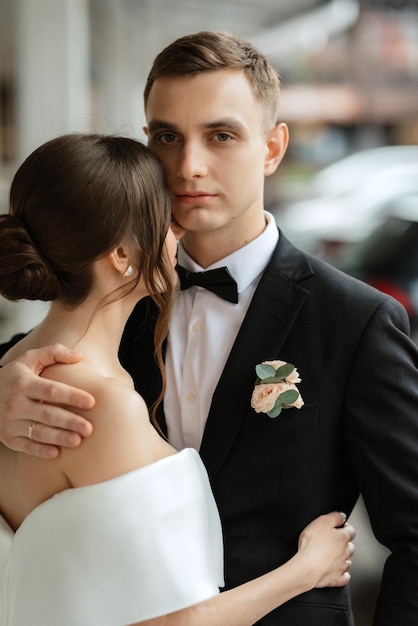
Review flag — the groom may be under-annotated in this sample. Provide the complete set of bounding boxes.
[2,32,418,625]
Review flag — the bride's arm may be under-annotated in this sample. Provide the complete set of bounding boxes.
[135,511,355,626]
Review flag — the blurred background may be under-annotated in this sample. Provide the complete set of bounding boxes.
[0,0,417,623]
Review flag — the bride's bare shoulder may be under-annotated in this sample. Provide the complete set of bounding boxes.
[42,361,158,486]
[41,360,147,419]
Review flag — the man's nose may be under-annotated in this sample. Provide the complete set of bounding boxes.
[176,142,207,179]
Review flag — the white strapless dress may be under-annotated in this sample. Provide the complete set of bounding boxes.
[0,448,224,626]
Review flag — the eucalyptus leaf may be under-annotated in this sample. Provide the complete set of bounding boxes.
[275,363,295,379]
[279,389,299,404]
[255,363,276,380]
[258,376,285,384]
[267,401,283,418]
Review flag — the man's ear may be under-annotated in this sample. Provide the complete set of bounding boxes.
[143,126,149,138]
[109,245,131,275]
[264,122,289,177]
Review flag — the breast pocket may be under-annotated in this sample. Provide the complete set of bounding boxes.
[242,401,319,431]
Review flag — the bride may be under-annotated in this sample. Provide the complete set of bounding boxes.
[0,133,354,626]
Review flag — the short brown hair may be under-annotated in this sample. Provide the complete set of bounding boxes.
[144,31,281,127]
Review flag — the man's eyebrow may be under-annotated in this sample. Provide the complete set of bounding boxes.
[147,119,179,133]
[205,118,247,133]
[147,117,248,134]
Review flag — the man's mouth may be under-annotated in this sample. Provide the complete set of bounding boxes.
[175,191,215,204]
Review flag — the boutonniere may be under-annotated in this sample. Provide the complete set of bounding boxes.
[251,360,304,418]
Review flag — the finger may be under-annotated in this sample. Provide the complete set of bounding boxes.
[334,566,352,588]
[6,418,87,457]
[346,541,356,558]
[11,436,61,459]
[25,376,95,411]
[27,418,87,446]
[342,523,356,541]
[21,406,94,439]
[336,511,347,527]
[324,511,347,528]
[19,344,84,373]
[330,571,352,588]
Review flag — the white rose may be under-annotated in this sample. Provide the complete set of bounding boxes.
[262,359,286,370]
[251,382,287,413]
[285,368,301,384]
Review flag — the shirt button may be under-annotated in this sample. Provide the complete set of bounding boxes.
[192,321,203,333]
[185,393,196,403]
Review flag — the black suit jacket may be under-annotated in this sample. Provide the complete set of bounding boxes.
[119,232,418,625]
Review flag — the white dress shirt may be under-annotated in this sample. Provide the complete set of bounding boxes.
[165,212,279,451]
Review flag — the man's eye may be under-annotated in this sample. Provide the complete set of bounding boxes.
[159,134,177,144]
[215,133,231,142]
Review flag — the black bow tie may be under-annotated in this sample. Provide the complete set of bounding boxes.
[176,265,239,304]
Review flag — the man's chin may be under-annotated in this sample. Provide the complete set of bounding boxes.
[172,208,218,234]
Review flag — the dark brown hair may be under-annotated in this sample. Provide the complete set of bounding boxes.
[0,133,175,423]
[144,31,281,127]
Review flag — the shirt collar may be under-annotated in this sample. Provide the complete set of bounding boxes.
[176,211,279,295]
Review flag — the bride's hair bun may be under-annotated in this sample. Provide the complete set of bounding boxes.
[0,214,61,301]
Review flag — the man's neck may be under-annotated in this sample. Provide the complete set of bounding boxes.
[181,217,268,268]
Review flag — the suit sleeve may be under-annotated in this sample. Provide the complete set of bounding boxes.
[344,297,418,625]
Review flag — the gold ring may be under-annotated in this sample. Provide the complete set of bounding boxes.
[28,422,36,440]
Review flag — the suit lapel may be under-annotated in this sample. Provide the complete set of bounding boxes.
[199,233,314,480]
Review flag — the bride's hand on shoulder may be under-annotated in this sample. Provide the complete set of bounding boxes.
[296,511,355,589]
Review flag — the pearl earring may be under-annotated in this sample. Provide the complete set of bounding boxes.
[123,265,134,277]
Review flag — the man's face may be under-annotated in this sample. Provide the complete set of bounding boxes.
[144,69,287,244]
